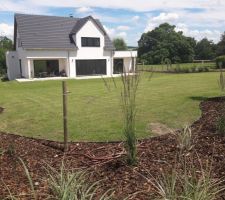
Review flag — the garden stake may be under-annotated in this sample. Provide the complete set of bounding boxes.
[62,81,69,152]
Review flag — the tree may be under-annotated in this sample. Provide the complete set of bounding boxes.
[195,38,216,60]
[113,38,127,50]
[217,32,225,56]
[138,23,195,64]
[0,36,13,75]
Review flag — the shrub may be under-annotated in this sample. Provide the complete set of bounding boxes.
[191,66,197,73]
[215,55,225,68]
[203,66,209,72]
[197,66,204,72]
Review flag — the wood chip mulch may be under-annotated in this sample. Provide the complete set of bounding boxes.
[1,97,225,199]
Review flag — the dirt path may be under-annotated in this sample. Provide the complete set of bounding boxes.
[148,122,175,135]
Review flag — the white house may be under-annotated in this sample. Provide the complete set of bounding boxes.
[6,13,137,80]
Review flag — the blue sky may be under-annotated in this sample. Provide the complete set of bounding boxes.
[0,0,225,46]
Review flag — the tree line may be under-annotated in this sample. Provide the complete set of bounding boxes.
[0,36,13,75]
[113,23,225,66]
[138,23,225,65]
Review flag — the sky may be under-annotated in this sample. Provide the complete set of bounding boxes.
[0,0,225,46]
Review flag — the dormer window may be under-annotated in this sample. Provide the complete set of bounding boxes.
[81,37,100,47]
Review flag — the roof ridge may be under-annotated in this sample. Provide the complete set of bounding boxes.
[15,13,80,20]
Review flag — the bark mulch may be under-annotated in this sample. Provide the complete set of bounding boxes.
[1,98,225,199]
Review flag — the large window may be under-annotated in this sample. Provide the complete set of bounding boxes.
[76,59,106,76]
[81,37,100,47]
[33,60,59,77]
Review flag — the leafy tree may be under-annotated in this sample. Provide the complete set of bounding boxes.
[217,32,225,56]
[195,38,216,60]
[138,23,195,64]
[113,38,127,50]
[0,36,13,75]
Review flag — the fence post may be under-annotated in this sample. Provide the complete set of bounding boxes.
[62,81,68,152]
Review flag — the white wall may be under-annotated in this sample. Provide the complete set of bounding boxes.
[72,20,112,76]
[11,20,138,79]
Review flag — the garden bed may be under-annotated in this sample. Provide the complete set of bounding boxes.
[1,97,225,199]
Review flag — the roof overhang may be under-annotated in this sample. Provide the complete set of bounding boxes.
[113,50,137,58]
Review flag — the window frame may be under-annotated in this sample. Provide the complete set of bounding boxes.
[81,37,100,47]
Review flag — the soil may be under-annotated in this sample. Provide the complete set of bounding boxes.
[148,122,174,135]
[1,98,225,199]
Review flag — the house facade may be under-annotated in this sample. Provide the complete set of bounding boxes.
[6,14,137,80]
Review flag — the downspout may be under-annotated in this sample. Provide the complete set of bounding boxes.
[67,50,70,77]
[111,49,115,75]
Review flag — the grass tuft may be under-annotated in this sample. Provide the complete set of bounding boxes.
[121,72,140,165]
[45,161,114,200]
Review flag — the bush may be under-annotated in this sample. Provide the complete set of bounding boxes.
[215,55,225,68]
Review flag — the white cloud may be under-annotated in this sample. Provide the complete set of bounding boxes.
[0,23,13,39]
[117,32,127,38]
[26,0,225,12]
[144,12,223,42]
[131,15,140,22]
[145,12,179,32]
[75,6,93,13]
[117,25,130,31]
[0,0,224,44]
[152,12,179,23]
[0,0,48,14]
[104,25,127,40]
[175,23,222,42]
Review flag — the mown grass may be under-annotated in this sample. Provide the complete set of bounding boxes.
[0,72,221,142]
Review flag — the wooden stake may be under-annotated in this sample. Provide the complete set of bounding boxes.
[62,81,68,152]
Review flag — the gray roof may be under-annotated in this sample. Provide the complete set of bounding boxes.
[15,13,115,50]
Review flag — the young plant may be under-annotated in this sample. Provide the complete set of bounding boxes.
[121,72,140,165]
[176,126,193,153]
[45,162,113,200]
[148,160,225,200]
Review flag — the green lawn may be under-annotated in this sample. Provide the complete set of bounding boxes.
[0,72,221,142]
[139,62,216,71]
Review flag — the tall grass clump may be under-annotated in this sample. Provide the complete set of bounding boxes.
[149,161,225,200]
[121,72,140,165]
[176,126,193,153]
[45,162,113,200]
